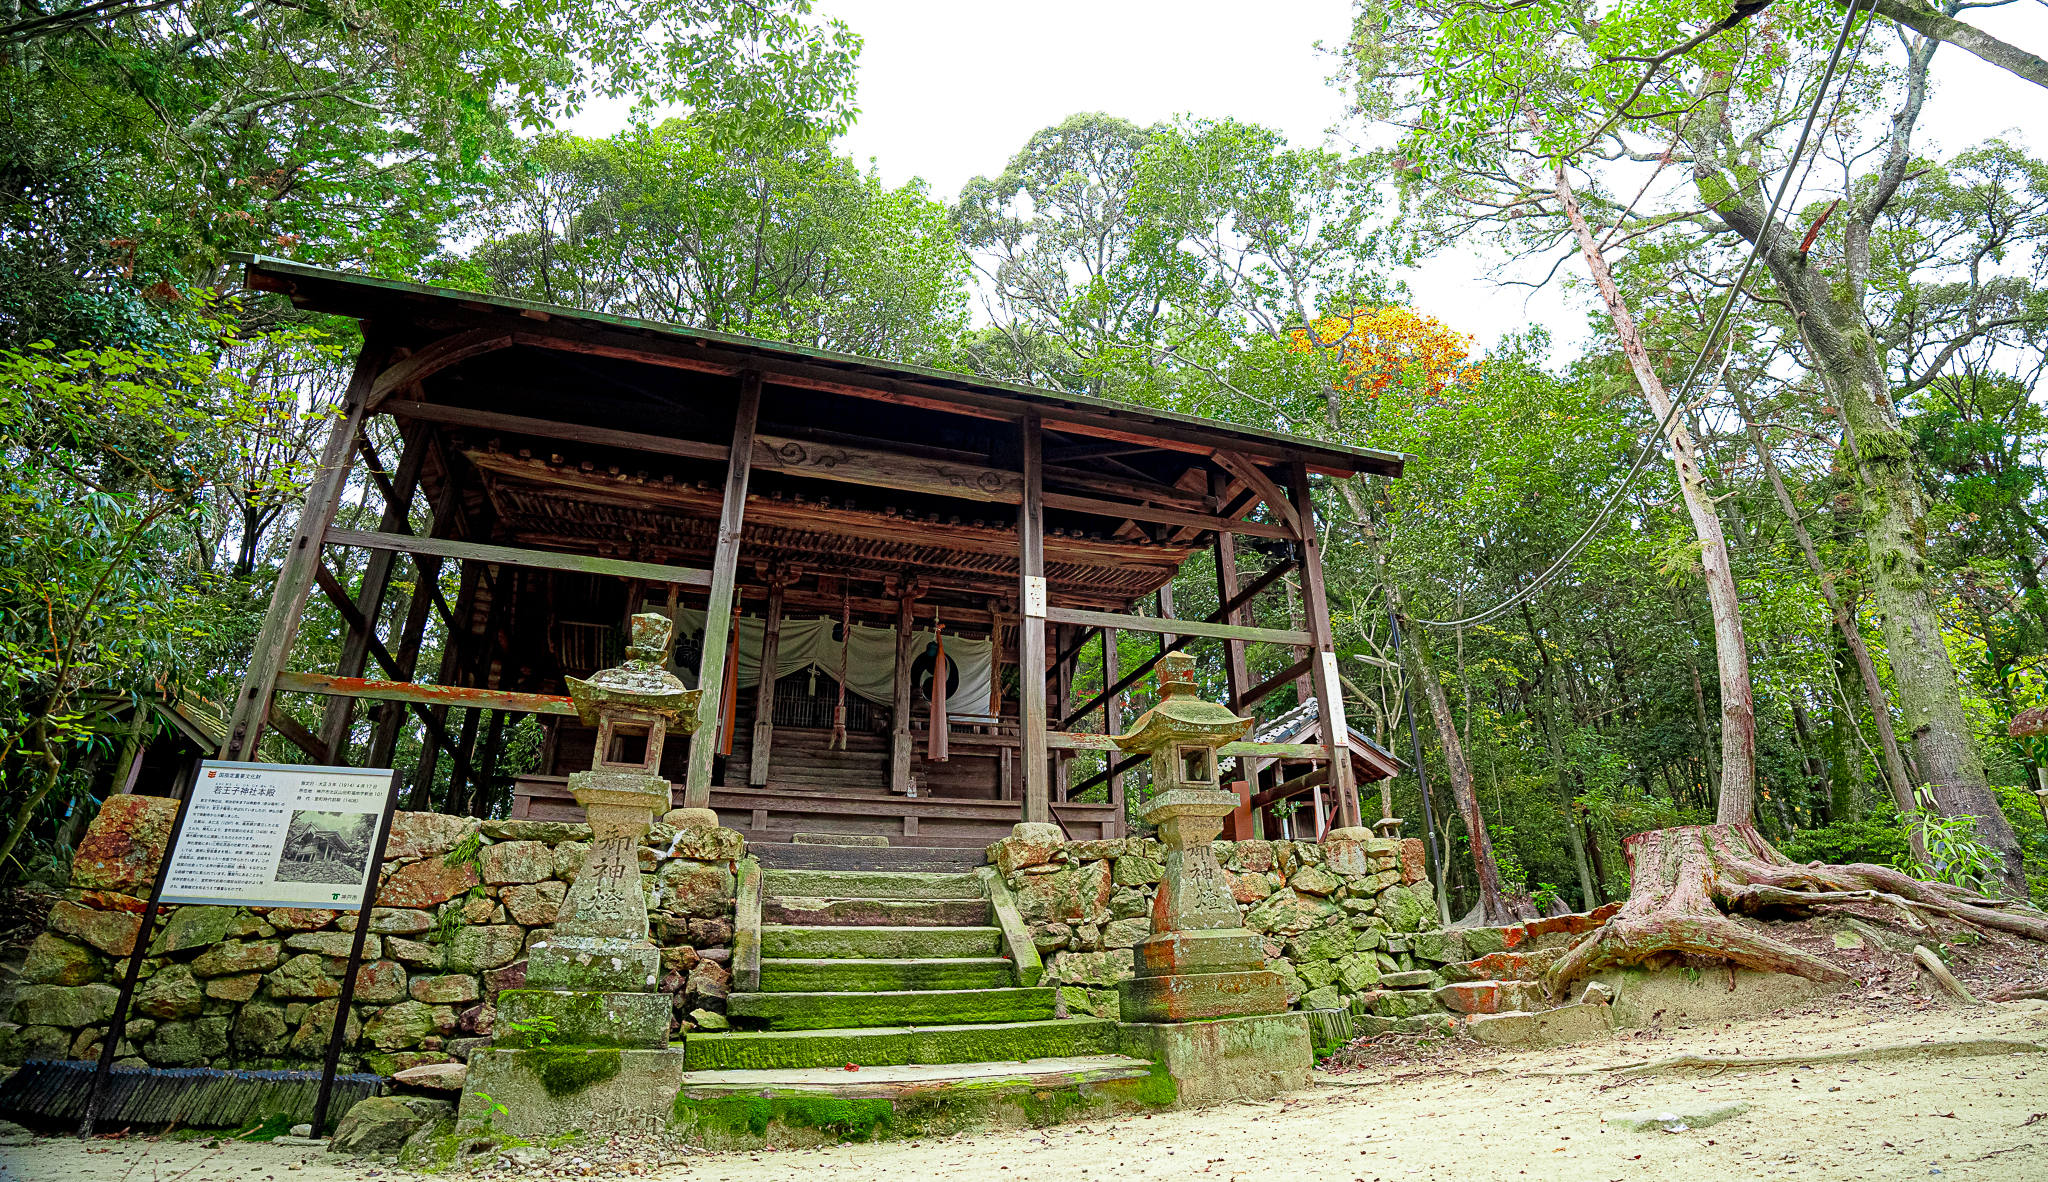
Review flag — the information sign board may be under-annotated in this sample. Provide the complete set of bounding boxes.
[160,760,397,909]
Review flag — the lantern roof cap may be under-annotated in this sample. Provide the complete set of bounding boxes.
[566,612,700,727]
[1112,652,1252,753]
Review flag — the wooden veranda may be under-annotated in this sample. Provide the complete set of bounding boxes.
[220,256,1408,847]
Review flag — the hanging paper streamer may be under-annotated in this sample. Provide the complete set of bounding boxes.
[831,587,851,750]
[927,623,949,762]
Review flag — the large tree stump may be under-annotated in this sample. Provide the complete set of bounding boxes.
[1550,823,2048,994]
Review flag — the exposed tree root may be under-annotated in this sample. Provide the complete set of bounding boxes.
[1549,823,2048,994]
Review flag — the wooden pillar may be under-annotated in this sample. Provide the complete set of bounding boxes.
[318,420,430,758]
[1289,461,1361,829]
[749,572,788,786]
[889,589,917,793]
[1213,514,1254,788]
[474,709,508,818]
[1018,412,1050,824]
[1103,627,1123,834]
[1156,584,1177,649]
[220,335,387,760]
[685,372,761,808]
[1054,624,1073,801]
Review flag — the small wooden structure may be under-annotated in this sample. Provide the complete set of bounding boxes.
[219,256,1407,846]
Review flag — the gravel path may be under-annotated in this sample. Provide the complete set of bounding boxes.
[5,998,2045,1182]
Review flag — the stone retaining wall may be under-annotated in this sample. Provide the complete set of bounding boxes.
[987,827,1446,1020]
[0,797,743,1075]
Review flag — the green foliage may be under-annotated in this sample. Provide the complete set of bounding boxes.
[1779,804,1911,868]
[457,117,968,362]
[505,1013,560,1048]
[1896,786,2008,895]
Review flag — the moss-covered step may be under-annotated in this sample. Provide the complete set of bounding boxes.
[763,898,990,927]
[728,987,1057,1030]
[761,925,1003,960]
[758,957,1015,993]
[459,1046,687,1138]
[761,869,983,900]
[684,1018,1119,1071]
[670,1054,1170,1149]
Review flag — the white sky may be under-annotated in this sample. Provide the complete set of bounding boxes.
[567,0,2046,361]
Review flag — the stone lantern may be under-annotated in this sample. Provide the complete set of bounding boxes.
[520,612,699,1009]
[1113,652,1287,1022]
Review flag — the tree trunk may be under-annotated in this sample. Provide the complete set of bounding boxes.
[1730,381,1921,838]
[1522,603,1601,911]
[1556,164,1758,824]
[1690,31,2026,894]
[1394,588,1528,926]
[1349,478,1531,925]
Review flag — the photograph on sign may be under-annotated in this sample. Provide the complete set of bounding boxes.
[160,761,395,909]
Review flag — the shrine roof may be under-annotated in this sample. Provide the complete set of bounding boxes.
[236,255,1407,480]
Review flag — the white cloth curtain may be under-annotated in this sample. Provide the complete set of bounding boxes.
[668,608,995,718]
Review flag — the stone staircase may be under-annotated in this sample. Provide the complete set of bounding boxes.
[675,862,1161,1144]
[749,833,989,875]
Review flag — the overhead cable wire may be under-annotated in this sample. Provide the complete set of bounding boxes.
[1410,0,1875,630]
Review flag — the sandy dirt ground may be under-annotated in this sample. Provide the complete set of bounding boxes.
[4,998,2045,1182]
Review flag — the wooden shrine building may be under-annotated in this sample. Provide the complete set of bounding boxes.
[219,256,1408,847]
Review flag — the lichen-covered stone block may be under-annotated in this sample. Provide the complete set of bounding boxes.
[70,795,177,894]
[379,859,480,908]
[48,900,142,957]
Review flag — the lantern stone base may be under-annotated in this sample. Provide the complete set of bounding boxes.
[1133,928,1266,976]
[458,1046,689,1137]
[527,935,663,992]
[1117,969,1289,1023]
[1117,1013,1312,1105]
[497,988,672,1049]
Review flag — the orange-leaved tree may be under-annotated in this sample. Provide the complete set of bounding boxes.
[1292,305,1483,418]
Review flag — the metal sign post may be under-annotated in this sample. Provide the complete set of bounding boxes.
[311,769,402,1134]
[78,770,196,1138]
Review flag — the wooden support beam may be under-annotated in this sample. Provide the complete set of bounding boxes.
[749,574,788,787]
[387,401,727,462]
[1039,491,1291,538]
[366,328,513,405]
[1041,465,1207,509]
[1212,450,1302,537]
[1056,558,1296,730]
[325,528,712,587]
[221,336,386,761]
[1213,492,1254,785]
[1043,607,1308,647]
[1054,624,1073,801]
[1018,411,1050,824]
[313,565,405,681]
[1156,582,1177,649]
[320,420,431,758]
[1233,656,1316,712]
[1252,765,1331,811]
[274,671,576,715]
[1071,750,1148,797]
[686,373,762,806]
[1043,732,1333,761]
[266,701,332,765]
[367,471,464,768]
[1290,461,1360,829]
[1103,628,1124,803]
